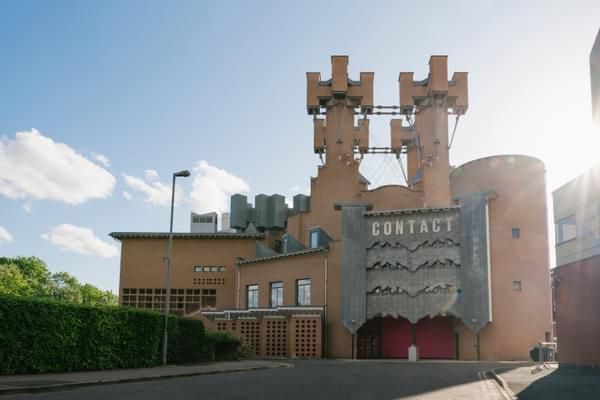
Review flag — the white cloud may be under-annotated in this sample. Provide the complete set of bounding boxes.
[91,152,110,167]
[0,129,115,205]
[41,224,118,258]
[122,172,183,207]
[122,191,132,200]
[291,185,300,192]
[0,226,13,243]
[144,170,159,182]
[189,161,249,214]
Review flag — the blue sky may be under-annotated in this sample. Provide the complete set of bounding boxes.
[0,0,599,293]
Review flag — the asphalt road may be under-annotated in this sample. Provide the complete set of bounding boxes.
[2,360,522,400]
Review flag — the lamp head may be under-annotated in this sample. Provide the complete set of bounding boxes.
[174,170,191,178]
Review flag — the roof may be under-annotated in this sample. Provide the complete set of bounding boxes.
[109,232,264,241]
[236,247,327,265]
[365,206,460,217]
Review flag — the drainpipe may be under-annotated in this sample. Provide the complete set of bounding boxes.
[236,265,241,309]
[323,256,328,357]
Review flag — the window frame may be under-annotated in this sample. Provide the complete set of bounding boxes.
[270,281,284,308]
[296,278,311,306]
[556,214,577,244]
[246,284,259,308]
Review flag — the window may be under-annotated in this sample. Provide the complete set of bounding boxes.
[201,289,216,308]
[556,215,577,244]
[247,284,259,308]
[512,228,520,238]
[309,230,319,249]
[296,278,311,306]
[512,281,522,292]
[194,265,226,272]
[270,281,283,307]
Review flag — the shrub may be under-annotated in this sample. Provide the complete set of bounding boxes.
[0,295,204,374]
[201,331,248,361]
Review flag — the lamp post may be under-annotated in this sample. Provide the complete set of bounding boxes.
[162,169,191,366]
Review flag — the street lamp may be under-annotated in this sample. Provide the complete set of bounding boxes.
[162,169,191,365]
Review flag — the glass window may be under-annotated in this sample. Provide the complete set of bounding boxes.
[309,230,319,249]
[201,288,216,308]
[247,284,259,308]
[296,278,311,306]
[218,266,226,272]
[556,215,577,244]
[512,281,522,292]
[512,228,520,238]
[270,281,283,307]
[194,265,202,272]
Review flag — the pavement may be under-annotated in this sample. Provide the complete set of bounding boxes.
[0,360,292,396]
[491,363,600,400]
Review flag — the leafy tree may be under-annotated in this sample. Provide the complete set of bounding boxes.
[0,256,117,305]
[0,264,31,296]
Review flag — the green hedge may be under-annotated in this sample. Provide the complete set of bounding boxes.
[202,331,248,361]
[0,295,204,374]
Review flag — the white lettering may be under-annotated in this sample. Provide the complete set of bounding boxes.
[446,217,453,232]
[384,221,392,235]
[419,220,428,233]
[372,222,380,237]
[432,218,440,233]
[395,221,404,235]
[408,220,415,234]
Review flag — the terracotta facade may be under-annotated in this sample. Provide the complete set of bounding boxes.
[113,55,553,360]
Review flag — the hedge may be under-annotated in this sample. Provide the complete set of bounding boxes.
[0,295,205,374]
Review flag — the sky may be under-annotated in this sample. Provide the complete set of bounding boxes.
[0,0,599,293]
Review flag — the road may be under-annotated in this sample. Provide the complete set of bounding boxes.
[3,360,522,400]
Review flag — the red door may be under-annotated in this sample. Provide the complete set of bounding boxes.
[381,317,412,358]
[416,317,454,359]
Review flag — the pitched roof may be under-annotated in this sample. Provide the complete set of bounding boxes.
[236,247,327,265]
[109,232,264,241]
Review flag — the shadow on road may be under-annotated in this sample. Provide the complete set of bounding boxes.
[512,367,600,400]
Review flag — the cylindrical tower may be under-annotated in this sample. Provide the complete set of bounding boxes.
[451,154,553,360]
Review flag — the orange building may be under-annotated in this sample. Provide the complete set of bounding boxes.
[111,56,553,360]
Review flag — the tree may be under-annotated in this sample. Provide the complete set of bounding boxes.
[0,256,117,306]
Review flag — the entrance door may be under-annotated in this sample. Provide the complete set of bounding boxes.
[381,317,412,358]
[416,316,454,359]
[357,319,381,358]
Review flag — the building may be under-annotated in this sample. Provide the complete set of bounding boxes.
[190,212,218,233]
[591,28,600,127]
[552,164,600,369]
[550,28,600,370]
[111,55,553,360]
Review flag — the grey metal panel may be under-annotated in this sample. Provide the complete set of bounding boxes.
[270,194,287,229]
[293,194,311,213]
[256,241,278,259]
[364,209,463,325]
[254,194,270,229]
[340,205,368,334]
[458,194,491,333]
[230,194,249,230]
[282,234,305,253]
[366,267,460,295]
[367,290,460,323]
[366,241,460,271]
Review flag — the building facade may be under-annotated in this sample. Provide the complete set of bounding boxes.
[552,166,600,368]
[112,55,553,360]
